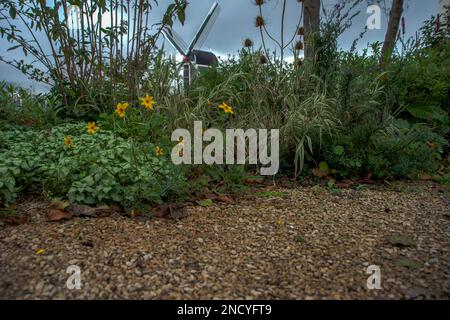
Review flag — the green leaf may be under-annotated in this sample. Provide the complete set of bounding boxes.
[319,161,328,172]
[9,6,16,19]
[7,45,21,52]
[177,8,185,25]
[255,191,288,198]
[333,145,344,156]
[393,119,410,130]
[197,199,213,207]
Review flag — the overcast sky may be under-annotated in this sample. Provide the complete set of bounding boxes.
[0,0,441,91]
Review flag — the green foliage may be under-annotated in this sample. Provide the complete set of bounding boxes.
[255,191,288,198]
[0,123,187,207]
[98,106,168,143]
[385,44,449,126]
[325,125,447,179]
[0,82,62,129]
[0,2,449,209]
[0,0,188,111]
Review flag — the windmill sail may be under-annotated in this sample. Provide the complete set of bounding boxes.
[165,28,189,55]
[162,2,221,89]
[194,4,221,51]
[186,2,220,55]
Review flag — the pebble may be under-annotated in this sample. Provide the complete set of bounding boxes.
[0,183,448,299]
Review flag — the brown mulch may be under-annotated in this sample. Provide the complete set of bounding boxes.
[0,181,449,299]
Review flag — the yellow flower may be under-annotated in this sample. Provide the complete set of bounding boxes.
[155,146,164,156]
[177,139,184,157]
[35,249,45,255]
[87,122,99,134]
[64,136,74,147]
[115,102,128,118]
[140,95,155,111]
[218,102,234,114]
[218,102,227,110]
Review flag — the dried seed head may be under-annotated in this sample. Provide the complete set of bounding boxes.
[295,41,304,51]
[260,55,268,64]
[243,38,254,48]
[254,0,265,5]
[255,15,265,28]
[297,26,305,36]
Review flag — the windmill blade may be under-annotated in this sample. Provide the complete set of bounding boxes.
[192,4,221,52]
[162,28,187,56]
[168,28,189,55]
[186,2,220,56]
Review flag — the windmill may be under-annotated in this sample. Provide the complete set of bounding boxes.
[162,2,221,88]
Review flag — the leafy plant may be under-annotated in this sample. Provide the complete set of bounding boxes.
[0,0,188,111]
[0,123,188,207]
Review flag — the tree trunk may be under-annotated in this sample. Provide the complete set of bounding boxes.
[303,0,320,59]
[380,0,404,62]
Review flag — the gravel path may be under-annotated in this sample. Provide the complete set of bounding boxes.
[0,182,449,299]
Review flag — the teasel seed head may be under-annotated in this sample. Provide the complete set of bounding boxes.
[260,55,268,64]
[255,15,265,28]
[244,38,254,48]
[297,26,305,36]
[295,41,304,51]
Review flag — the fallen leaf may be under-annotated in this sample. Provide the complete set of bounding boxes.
[312,167,329,178]
[2,215,28,225]
[336,180,353,188]
[394,257,422,269]
[255,191,288,198]
[81,240,93,247]
[150,204,189,219]
[129,208,141,218]
[402,287,428,299]
[426,141,436,150]
[167,205,188,220]
[197,199,214,207]
[47,209,72,222]
[244,177,265,185]
[65,204,116,218]
[66,204,96,216]
[418,173,432,181]
[386,234,416,247]
[150,204,169,218]
[214,195,234,204]
[35,249,45,254]
[47,200,70,210]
